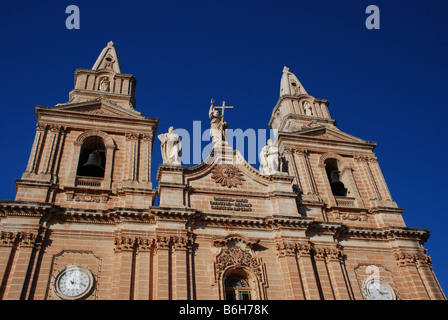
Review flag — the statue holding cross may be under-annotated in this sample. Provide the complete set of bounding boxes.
[209,99,233,144]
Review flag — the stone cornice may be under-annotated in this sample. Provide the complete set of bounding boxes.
[0,201,53,217]
[156,164,187,182]
[0,202,431,244]
[340,226,430,244]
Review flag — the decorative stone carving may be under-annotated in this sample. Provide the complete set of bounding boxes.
[214,240,265,286]
[114,236,155,253]
[211,164,245,188]
[66,193,109,203]
[354,154,378,163]
[158,126,182,165]
[0,231,42,248]
[125,132,140,141]
[1,231,18,246]
[301,120,320,130]
[114,236,138,252]
[393,249,432,266]
[334,211,368,221]
[275,241,297,256]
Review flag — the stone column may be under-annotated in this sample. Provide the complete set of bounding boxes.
[415,253,446,300]
[172,236,190,300]
[155,236,171,300]
[19,227,49,300]
[313,247,334,300]
[0,232,20,299]
[25,124,47,174]
[339,166,361,199]
[295,149,318,195]
[4,233,36,300]
[296,244,321,299]
[50,126,67,183]
[276,242,305,299]
[67,140,83,187]
[141,133,153,186]
[103,143,115,189]
[368,158,393,201]
[283,148,303,192]
[325,247,351,300]
[354,154,381,201]
[394,250,431,300]
[125,132,140,182]
[114,237,137,300]
[135,239,153,300]
[42,125,62,175]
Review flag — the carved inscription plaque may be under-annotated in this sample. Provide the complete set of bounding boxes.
[210,197,253,212]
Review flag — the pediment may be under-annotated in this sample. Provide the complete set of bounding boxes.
[184,144,293,193]
[292,126,372,145]
[157,142,298,218]
[48,98,145,119]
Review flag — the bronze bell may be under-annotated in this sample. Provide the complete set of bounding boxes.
[329,170,340,183]
[329,170,347,196]
[80,151,104,177]
[83,151,104,169]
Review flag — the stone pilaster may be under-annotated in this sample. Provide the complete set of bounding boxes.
[276,241,305,299]
[296,243,321,299]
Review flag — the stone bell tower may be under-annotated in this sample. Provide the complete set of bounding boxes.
[15,41,159,209]
[270,66,399,221]
[268,66,445,300]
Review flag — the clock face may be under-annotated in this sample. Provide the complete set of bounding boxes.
[53,265,94,300]
[363,278,396,300]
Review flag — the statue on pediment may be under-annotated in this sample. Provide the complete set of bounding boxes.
[158,126,182,165]
[259,139,280,175]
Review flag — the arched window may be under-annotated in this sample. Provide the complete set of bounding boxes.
[76,136,106,178]
[325,158,347,197]
[224,269,252,300]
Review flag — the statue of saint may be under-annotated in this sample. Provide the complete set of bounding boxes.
[304,101,313,115]
[259,139,280,175]
[99,77,110,91]
[158,126,182,165]
[209,100,228,144]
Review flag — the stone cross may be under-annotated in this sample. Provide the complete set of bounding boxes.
[212,99,234,119]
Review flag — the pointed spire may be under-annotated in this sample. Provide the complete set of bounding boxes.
[92,41,122,74]
[69,41,136,109]
[280,66,307,97]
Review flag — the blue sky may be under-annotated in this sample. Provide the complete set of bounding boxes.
[0,1,447,295]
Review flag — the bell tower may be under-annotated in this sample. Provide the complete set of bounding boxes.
[15,42,159,209]
[271,66,401,226]
[270,66,336,133]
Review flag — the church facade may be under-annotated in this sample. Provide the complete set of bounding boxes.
[0,42,445,300]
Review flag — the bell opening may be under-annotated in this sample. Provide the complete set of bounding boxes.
[77,136,106,178]
[325,159,348,197]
